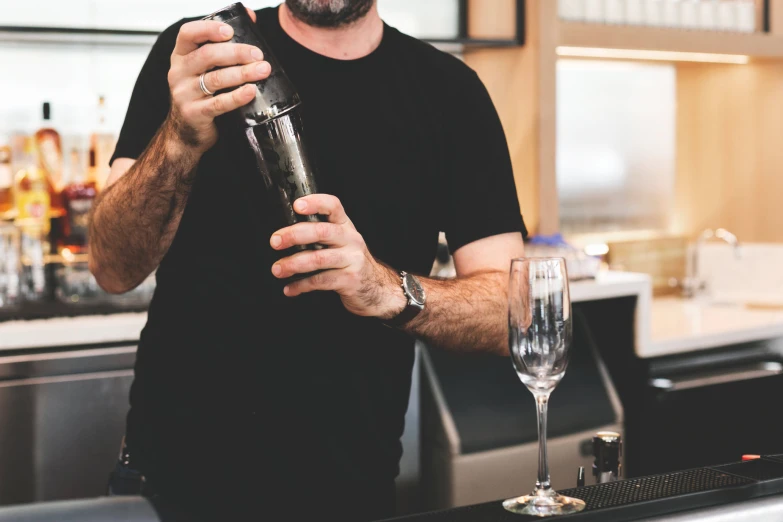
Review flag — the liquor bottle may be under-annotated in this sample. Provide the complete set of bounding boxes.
[558,0,585,21]
[61,148,97,254]
[717,0,740,30]
[14,138,51,236]
[698,0,719,30]
[604,0,624,24]
[679,0,700,29]
[90,95,116,191]
[34,102,65,217]
[583,0,604,23]
[663,0,683,27]
[14,138,50,301]
[736,0,756,32]
[644,0,665,26]
[626,0,645,25]
[0,145,12,217]
[0,222,21,307]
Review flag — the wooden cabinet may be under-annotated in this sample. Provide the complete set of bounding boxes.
[464,0,783,241]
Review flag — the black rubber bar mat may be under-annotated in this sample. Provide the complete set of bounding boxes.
[710,459,783,483]
[765,454,783,465]
[384,463,783,522]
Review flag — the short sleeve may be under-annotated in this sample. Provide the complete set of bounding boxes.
[110,23,180,165]
[441,69,528,253]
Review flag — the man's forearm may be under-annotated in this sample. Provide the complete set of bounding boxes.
[264,193,517,354]
[88,120,200,293]
[403,271,508,356]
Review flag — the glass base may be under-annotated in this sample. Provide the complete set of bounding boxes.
[503,488,586,517]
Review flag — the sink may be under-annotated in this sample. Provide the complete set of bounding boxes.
[689,243,783,308]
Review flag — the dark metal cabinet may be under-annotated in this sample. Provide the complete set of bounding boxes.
[639,347,783,474]
[577,296,783,476]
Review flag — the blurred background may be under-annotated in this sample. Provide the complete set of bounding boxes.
[2,0,783,519]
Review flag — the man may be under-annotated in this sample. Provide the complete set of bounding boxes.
[89,1,526,520]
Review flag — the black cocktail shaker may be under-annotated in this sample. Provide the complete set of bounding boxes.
[203,3,325,269]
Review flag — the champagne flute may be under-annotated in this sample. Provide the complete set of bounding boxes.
[504,258,586,516]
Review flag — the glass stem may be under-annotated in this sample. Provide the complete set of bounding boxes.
[535,393,551,491]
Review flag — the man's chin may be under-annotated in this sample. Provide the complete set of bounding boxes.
[285,0,374,28]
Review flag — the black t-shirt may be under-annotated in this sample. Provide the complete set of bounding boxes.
[112,6,526,521]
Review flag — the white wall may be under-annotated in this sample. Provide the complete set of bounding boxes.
[0,43,148,138]
[4,0,280,30]
[0,1,458,141]
[5,0,458,35]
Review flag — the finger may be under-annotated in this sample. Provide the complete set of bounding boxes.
[184,43,264,75]
[272,248,349,279]
[284,270,343,297]
[201,61,271,94]
[196,84,256,118]
[293,194,351,225]
[270,222,350,250]
[246,7,257,22]
[174,20,233,56]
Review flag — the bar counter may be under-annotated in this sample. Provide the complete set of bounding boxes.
[387,456,783,521]
[0,456,780,521]
[388,494,783,522]
[0,271,649,352]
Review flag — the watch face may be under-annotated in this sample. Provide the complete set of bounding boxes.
[403,274,426,305]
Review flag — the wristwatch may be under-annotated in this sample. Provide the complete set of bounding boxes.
[384,271,426,327]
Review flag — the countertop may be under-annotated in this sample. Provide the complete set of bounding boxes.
[570,270,651,304]
[647,297,783,358]
[572,274,783,359]
[0,272,652,352]
[0,312,147,351]
[2,271,783,360]
[7,270,782,361]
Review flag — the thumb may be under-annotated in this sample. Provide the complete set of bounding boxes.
[246,7,257,23]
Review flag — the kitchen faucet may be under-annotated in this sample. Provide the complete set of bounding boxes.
[682,228,741,298]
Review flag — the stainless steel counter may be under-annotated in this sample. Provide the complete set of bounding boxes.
[0,345,135,504]
[0,497,158,522]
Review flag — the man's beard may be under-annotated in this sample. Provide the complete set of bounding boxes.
[285,0,374,28]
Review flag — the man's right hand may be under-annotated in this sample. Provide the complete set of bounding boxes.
[166,19,271,153]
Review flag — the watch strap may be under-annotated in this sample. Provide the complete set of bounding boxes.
[384,300,424,328]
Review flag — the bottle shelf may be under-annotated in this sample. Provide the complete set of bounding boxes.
[0,25,523,50]
[557,21,783,58]
[0,25,157,47]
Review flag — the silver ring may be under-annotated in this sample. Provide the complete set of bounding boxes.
[199,73,214,96]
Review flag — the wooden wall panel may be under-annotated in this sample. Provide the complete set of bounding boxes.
[770,0,783,35]
[536,0,559,235]
[464,0,558,235]
[462,0,783,240]
[467,0,517,39]
[675,61,783,242]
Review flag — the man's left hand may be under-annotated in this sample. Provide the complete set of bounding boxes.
[270,194,406,319]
